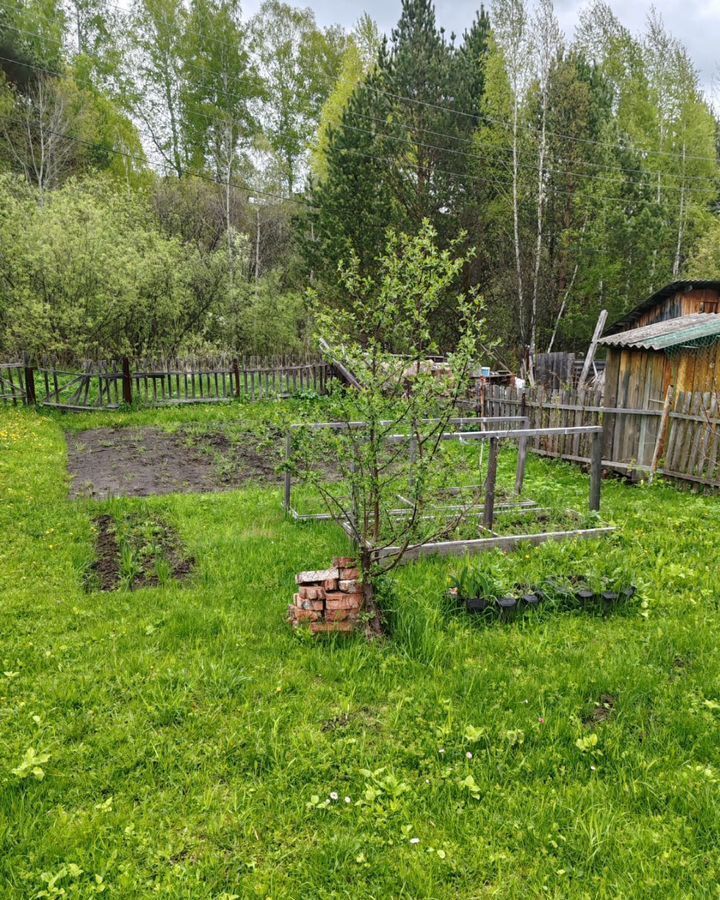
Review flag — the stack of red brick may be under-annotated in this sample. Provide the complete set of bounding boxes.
[289,558,363,633]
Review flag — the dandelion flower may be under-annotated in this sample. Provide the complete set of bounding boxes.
[329,791,339,801]
[344,796,351,804]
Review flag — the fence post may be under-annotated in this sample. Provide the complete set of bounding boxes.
[122,357,133,405]
[233,358,241,399]
[648,384,674,484]
[483,437,498,530]
[590,430,602,511]
[23,362,36,406]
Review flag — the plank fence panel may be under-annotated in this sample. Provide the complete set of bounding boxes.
[484,382,720,489]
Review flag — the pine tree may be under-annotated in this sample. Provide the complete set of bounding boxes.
[303,0,491,344]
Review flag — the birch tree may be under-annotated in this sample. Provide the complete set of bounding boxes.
[528,0,562,381]
[491,0,531,368]
[127,0,188,176]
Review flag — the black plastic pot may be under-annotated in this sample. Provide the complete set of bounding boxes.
[497,596,518,619]
[576,589,595,605]
[622,585,637,600]
[466,596,490,613]
[522,593,540,608]
[602,591,619,605]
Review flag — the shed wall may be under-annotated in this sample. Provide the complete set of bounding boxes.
[634,287,720,329]
[604,340,720,466]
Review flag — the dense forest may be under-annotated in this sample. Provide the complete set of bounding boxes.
[0,0,719,370]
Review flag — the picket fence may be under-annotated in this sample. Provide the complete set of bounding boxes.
[0,356,333,411]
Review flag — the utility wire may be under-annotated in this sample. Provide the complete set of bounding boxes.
[5,15,720,168]
[0,105,311,207]
[2,49,716,206]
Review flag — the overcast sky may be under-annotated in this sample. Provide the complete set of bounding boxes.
[244,0,720,99]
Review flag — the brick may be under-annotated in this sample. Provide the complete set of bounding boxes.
[296,568,339,585]
[298,598,324,612]
[293,608,322,622]
[299,585,324,601]
[323,578,338,591]
[325,592,364,610]
[338,579,359,592]
[311,621,355,634]
[333,557,356,568]
[326,608,359,623]
[339,567,360,580]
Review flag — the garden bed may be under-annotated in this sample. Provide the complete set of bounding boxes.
[66,426,286,498]
[85,510,194,591]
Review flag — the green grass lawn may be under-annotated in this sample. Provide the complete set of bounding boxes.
[3,402,720,898]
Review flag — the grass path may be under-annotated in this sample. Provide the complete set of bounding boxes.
[2,405,720,897]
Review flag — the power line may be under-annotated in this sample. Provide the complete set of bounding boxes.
[345,106,720,187]
[337,120,715,198]
[0,53,701,215]
[4,45,717,206]
[366,84,720,167]
[326,143,679,211]
[6,14,720,169]
[0,105,311,207]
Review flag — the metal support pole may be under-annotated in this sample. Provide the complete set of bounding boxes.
[483,437,498,530]
[590,430,602,511]
[284,431,292,513]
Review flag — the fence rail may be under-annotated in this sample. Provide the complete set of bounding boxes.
[1,356,334,411]
[485,383,720,489]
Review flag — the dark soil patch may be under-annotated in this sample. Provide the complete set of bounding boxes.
[89,514,121,591]
[86,511,194,592]
[67,426,285,499]
[583,693,617,727]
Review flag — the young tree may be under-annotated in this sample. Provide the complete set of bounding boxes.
[291,221,484,627]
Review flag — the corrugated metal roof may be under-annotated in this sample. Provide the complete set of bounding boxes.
[605,280,720,334]
[599,313,720,351]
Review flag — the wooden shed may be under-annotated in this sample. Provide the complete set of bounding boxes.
[598,313,720,469]
[606,280,720,334]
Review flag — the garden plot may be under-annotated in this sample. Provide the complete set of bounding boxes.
[66,425,286,498]
[86,509,194,591]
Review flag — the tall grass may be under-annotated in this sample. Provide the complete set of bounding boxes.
[2,403,720,896]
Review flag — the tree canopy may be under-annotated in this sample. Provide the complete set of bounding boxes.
[0,0,717,363]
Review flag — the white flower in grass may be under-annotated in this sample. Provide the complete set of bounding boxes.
[466,752,473,759]
[344,796,351,804]
[410,837,420,845]
[329,791,339,801]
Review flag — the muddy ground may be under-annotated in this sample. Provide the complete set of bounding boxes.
[67,426,283,499]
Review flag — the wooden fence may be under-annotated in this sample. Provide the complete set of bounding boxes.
[0,356,334,411]
[485,383,720,489]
